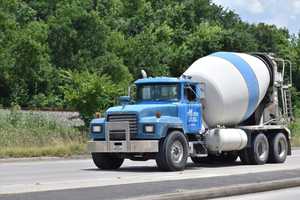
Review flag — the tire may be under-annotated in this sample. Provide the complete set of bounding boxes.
[92,153,124,170]
[268,133,288,163]
[156,131,188,171]
[239,133,269,165]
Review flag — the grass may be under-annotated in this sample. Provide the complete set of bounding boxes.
[0,143,86,158]
[0,108,88,158]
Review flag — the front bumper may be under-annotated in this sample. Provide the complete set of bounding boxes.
[88,121,159,153]
[87,140,159,153]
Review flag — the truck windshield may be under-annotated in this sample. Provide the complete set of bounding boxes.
[137,84,179,101]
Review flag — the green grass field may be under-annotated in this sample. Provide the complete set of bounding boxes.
[0,109,87,158]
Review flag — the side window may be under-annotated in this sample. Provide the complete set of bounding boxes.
[184,85,196,102]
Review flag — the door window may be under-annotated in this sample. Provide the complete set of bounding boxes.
[184,85,196,102]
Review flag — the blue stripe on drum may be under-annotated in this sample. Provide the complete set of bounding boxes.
[211,52,259,120]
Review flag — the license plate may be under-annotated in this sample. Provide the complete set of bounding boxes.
[113,145,123,151]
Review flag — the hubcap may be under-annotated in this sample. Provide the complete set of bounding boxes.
[278,138,287,157]
[170,141,184,164]
[257,139,268,161]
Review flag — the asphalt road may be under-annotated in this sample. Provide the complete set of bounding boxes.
[0,150,300,200]
[214,186,300,200]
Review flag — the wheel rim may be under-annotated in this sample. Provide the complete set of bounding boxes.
[278,137,287,158]
[170,141,184,164]
[257,139,268,161]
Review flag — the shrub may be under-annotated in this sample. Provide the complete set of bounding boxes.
[60,70,124,126]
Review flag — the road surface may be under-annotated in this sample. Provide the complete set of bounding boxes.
[214,186,300,200]
[0,150,300,199]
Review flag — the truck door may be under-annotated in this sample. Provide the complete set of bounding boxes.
[184,84,201,133]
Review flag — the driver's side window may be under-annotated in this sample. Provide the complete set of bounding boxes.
[184,85,196,102]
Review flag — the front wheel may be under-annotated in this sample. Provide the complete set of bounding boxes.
[156,131,188,171]
[92,153,124,170]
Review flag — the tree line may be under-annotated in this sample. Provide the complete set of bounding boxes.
[0,0,299,122]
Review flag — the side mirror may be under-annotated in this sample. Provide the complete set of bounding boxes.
[119,96,131,105]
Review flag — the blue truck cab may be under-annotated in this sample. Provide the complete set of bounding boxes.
[88,77,204,171]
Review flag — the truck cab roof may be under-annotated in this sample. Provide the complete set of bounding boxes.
[134,77,197,85]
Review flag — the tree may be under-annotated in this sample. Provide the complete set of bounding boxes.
[60,70,123,125]
[0,0,299,111]
[170,22,224,76]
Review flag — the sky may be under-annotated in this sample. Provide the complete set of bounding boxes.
[212,0,300,35]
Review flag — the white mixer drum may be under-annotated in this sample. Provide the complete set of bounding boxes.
[183,52,270,127]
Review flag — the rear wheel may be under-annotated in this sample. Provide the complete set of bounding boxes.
[268,133,288,163]
[92,153,124,169]
[239,133,269,165]
[156,131,188,171]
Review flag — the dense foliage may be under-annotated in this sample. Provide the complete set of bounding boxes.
[60,70,122,125]
[1,0,300,123]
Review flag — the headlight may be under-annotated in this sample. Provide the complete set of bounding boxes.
[92,125,102,133]
[144,124,155,133]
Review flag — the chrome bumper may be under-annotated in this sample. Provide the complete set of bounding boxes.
[87,140,159,153]
[88,121,159,153]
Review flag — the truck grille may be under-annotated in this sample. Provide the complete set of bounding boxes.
[107,114,138,140]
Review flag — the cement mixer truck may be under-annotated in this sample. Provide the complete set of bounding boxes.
[87,52,294,171]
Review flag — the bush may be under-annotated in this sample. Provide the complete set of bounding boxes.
[60,70,124,126]
[28,93,65,109]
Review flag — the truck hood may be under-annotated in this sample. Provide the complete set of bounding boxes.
[106,103,178,117]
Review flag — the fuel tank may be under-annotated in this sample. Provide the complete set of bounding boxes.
[205,128,248,152]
